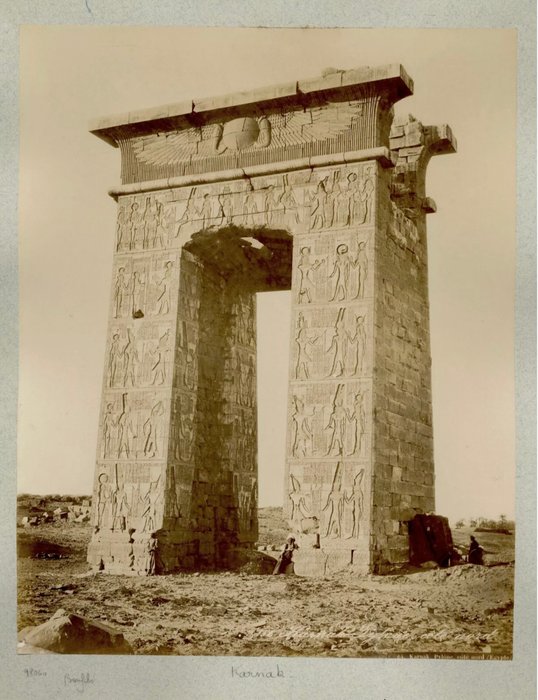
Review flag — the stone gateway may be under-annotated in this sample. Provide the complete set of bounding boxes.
[87,64,455,575]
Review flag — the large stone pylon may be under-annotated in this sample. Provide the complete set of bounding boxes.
[87,65,455,575]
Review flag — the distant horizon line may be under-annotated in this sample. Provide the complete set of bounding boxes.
[15,493,515,523]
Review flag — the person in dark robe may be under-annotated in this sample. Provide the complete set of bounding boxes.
[468,535,484,565]
[272,536,299,575]
[146,532,160,575]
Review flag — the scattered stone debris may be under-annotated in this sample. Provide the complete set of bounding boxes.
[20,502,92,527]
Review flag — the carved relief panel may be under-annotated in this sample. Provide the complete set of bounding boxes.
[98,390,169,462]
[287,461,368,542]
[92,461,164,534]
[111,251,180,320]
[291,305,371,381]
[116,193,176,253]
[288,381,371,461]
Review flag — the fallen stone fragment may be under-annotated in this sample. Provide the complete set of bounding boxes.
[18,608,133,654]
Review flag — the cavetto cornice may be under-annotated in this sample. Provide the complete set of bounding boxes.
[90,64,414,185]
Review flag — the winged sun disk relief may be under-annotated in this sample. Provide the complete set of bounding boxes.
[132,102,365,167]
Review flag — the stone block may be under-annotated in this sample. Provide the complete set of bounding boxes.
[292,549,329,577]
[19,609,132,654]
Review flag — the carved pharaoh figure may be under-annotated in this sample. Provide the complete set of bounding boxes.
[295,312,319,380]
[102,403,116,459]
[130,201,145,250]
[143,401,165,458]
[288,473,312,532]
[114,267,129,318]
[176,187,198,235]
[322,463,345,538]
[348,390,367,456]
[325,385,351,456]
[297,246,324,304]
[354,240,369,299]
[122,328,140,387]
[107,333,123,387]
[329,244,355,301]
[291,395,315,458]
[327,308,348,377]
[96,472,113,529]
[117,399,137,459]
[346,315,367,375]
[345,470,365,539]
[154,261,173,315]
[130,270,146,317]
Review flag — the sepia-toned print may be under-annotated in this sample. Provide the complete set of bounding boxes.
[18,29,517,666]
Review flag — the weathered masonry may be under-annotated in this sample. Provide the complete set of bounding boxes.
[87,64,456,575]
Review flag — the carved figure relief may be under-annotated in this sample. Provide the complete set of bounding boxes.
[102,403,116,459]
[348,390,367,456]
[149,329,172,386]
[308,176,334,230]
[141,475,162,533]
[294,312,320,380]
[297,246,324,304]
[165,466,182,522]
[325,385,351,457]
[329,243,354,301]
[291,395,316,458]
[242,186,259,227]
[264,183,285,226]
[322,462,345,538]
[107,332,123,387]
[171,394,195,464]
[109,464,132,532]
[176,188,199,235]
[344,469,365,538]
[239,356,255,407]
[327,308,348,377]
[129,201,145,250]
[288,473,312,531]
[114,267,129,318]
[183,344,197,391]
[302,166,375,231]
[116,204,129,252]
[143,401,165,458]
[95,472,113,529]
[154,261,174,315]
[122,328,141,387]
[101,392,168,461]
[346,315,367,375]
[130,270,147,317]
[117,396,137,459]
[116,195,173,252]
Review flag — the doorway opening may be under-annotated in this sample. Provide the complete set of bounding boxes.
[256,289,291,509]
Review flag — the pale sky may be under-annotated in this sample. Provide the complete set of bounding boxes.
[18,26,516,521]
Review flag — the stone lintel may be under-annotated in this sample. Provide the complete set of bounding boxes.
[107,146,395,200]
[90,64,413,146]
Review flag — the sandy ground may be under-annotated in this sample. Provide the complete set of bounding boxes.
[17,506,514,659]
